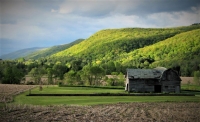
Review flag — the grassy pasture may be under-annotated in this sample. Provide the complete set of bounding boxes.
[15,94,200,106]
[181,84,200,91]
[29,86,125,94]
[9,85,200,106]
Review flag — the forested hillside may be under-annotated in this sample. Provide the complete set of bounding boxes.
[118,29,200,76]
[52,25,200,60]
[48,25,200,76]
[24,39,84,59]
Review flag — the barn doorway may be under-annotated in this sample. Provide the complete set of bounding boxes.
[154,85,161,93]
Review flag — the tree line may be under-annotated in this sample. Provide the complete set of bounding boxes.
[1,55,200,86]
[0,59,125,86]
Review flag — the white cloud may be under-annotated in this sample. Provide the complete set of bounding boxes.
[56,0,143,17]
[147,6,200,27]
[58,0,111,14]
[51,9,58,13]
[93,14,141,28]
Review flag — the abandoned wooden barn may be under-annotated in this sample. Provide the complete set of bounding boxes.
[125,67,181,93]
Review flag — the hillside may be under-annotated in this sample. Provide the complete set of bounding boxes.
[24,39,84,59]
[52,28,176,58]
[0,47,46,60]
[46,25,200,76]
[52,25,200,60]
[118,29,200,76]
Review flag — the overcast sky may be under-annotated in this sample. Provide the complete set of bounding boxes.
[0,0,200,55]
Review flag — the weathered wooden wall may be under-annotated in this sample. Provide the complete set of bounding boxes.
[128,79,157,92]
[162,81,180,93]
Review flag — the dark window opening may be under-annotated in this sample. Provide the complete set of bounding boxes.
[154,85,161,93]
[126,84,129,91]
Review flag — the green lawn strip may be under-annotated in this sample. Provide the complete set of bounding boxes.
[30,86,199,96]
[30,86,125,94]
[12,91,200,106]
[59,85,124,89]
[181,85,200,96]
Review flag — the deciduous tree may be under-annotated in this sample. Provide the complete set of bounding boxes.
[29,67,46,84]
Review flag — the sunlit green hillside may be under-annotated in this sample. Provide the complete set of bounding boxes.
[49,25,200,75]
[118,29,200,76]
[21,25,200,77]
[52,25,200,60]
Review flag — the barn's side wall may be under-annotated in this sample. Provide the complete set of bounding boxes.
[125,76,129,91]
[128,79,157,92]
[127,79,181,93]
[161,70,181,93]
[162,81,181,93]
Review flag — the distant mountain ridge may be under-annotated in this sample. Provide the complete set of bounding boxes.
[0,39,84,60]
[25,39,84,59]
[0,47,46,60]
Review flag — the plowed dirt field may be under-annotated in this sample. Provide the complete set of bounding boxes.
[1,102,200,122]
[0,84,36,103]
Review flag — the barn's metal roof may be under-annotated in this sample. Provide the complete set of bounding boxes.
[154,67,167,73]
[126,67,167,79]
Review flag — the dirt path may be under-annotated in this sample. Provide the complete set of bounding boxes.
[1,102,200,122]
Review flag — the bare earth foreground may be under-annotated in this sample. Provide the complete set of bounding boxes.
[1,102,200,122]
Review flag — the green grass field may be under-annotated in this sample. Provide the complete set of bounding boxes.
[29,86,125,94]
[181,84,200,91]
[8,85,199,106]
